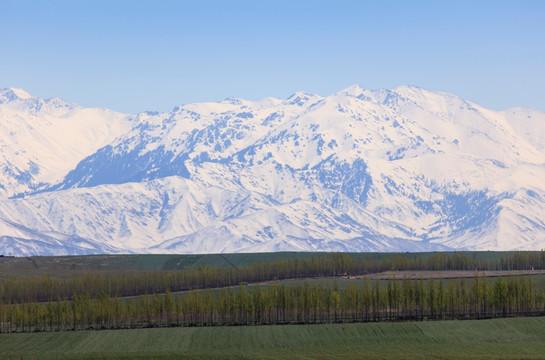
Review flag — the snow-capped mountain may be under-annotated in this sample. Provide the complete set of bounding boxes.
[1,85,544,256]
[0,88,133,198]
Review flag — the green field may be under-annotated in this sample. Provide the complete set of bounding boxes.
[2,317,545,359]
[2,252,545,359]
[0,252,324,278]
[0,251,523,279]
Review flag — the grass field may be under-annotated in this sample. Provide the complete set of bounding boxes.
[2,317,545,359]
[0,252,322,278]
[2,252,544,359]
[0,251,521,279]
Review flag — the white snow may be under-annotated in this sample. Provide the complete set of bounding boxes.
[0,88,133,197]
[1,85,545,255]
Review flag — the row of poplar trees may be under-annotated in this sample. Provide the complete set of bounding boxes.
[2,251,545,304]
[1,275,544,333]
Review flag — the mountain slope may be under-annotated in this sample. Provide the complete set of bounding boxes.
[0,86,544,256]
[0,88,133,198]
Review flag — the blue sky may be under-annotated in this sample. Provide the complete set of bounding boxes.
[1,0,544,113]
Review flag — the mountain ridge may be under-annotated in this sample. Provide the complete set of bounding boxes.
[1,85,544,256]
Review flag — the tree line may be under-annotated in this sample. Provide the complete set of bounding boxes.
[2,251,545,304]
[1,275,544,333]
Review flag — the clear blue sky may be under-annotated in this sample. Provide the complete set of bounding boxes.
[1,0,544,113]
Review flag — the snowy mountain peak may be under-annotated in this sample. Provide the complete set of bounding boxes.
[0,90,133,198]
[337,84,366,97]
[0,87,33,103]
[286,91,321,106]
[1,86,545,256]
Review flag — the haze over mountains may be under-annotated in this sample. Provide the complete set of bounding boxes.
[1,85,544,256]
